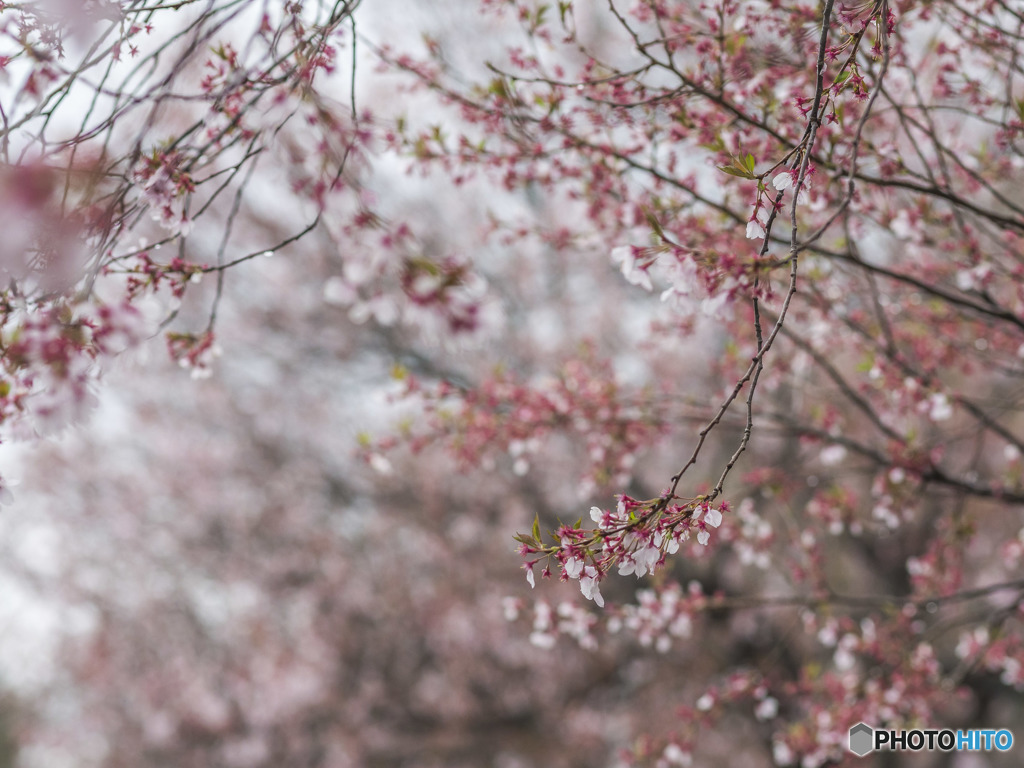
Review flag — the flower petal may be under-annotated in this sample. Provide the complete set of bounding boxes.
[772,171,793,191]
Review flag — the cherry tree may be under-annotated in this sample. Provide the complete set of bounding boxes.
[3,0,1024,766]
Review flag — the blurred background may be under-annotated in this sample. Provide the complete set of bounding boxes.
[1,2,1024,767]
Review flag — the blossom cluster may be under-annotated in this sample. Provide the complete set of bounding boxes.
[769,614,950,768]
[608,582,704,653]
[165,331,222,380]
[119,251,208,302]
[955,624,1024,690]
[322,221,501,344]
[134,151,197,238]
[0,300,141,440]
[517,496,727,607]
[371,349,667,492]
[501,597,599,650]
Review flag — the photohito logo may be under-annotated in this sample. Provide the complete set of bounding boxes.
[849,723,873,757]
[848,722,1013,757]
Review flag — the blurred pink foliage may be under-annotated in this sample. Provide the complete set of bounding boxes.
[1,1,1024,767]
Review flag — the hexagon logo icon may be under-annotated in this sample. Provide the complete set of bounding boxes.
[849,722,874,757]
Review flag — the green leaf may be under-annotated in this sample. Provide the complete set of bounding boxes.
[642,205,665,239]
[488,77,511,100]
[717,164,754,179]
[532,514,541,542]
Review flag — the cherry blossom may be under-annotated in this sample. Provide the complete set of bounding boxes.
[3,1,1024,767]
